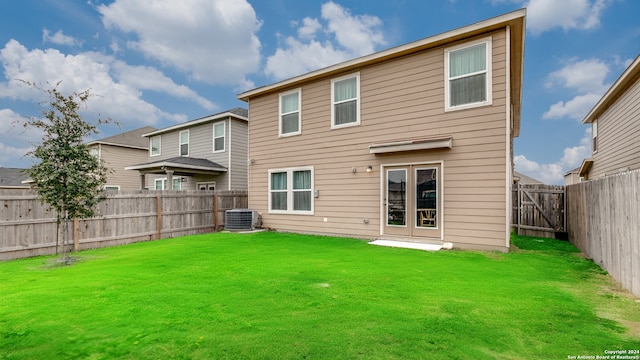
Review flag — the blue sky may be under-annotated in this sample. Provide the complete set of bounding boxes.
[0,0,638,184]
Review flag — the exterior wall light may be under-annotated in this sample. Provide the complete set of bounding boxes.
[366,166,373,173]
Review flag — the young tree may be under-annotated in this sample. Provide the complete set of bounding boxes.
[19,81,112,262]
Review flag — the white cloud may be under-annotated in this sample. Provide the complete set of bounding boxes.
[545,58,609,93]
[526,0,610,35]
[515,128,592,184]
[0,109,37,167]
[321,1,385,56]
[298,17,322,40]
[542,58,610,120]
[98,0,262,87]
[265,1,386,80]
[42,29,81,47]
[543,93,603,120]
[0,39,214,125]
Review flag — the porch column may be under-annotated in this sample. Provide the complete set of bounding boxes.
[166,170,174,190]
[139,173,146,190]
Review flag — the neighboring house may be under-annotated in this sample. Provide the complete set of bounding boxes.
[125,108,248,191]
[0,167,30,189]
[237,10,526,252]
[513,171,543,185]
[564,167,581,185]
[579,54,640,180]
[87,126,156,191]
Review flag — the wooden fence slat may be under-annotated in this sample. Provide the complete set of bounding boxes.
[566,170,640,297]
[0,190,247,260]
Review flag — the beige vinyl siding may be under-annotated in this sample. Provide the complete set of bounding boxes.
[590,77,640,178]
[99,145,149,190]
[248,31,510,250]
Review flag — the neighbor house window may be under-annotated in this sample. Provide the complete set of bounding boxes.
[155,178,181,190]
[331,73,360,128]
[592,120,598,153]
[269,167,313,214]
[179,130,189,156]
[150,135,161,156]
[445,38,492,110]
[104,185,120,192]
[279,89,301,136]
[213,122,225,152]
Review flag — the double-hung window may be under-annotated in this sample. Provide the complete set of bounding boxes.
[269,167,313,214]
[280,89,301,136]
[213,122,225,152]
[445,38,492,111]
[331,73,360,128]
[155,178,181,190]
[179,130,189,156]
[150,135,161,156]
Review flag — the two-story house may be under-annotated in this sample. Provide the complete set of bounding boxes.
[238,10,525,252]
[125,108,248,191]
[87,126,156,191]
[578,54,640,180]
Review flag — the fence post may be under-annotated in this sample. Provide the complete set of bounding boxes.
[156,194,162,239]
[213,193,219,231]
[73,218,80,251]
[517,183,521,235]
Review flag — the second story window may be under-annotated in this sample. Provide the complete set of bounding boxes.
[179,130,189,156]
[213,122,225,153]
[331,73,360,128]
[445,38,492,111]
[592,120,598,154]
[279,89,301,136]
[150,135,161,156]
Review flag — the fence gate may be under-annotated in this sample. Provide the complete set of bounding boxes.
[512,184,566,239]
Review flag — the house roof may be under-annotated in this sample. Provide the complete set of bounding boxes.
[124,156,227,175]
[514,171,543,184]
[142,107,248,137]
[237,9,526,136]
[583,54,640,124]
[0,167,30,188]
[87,126,157,150]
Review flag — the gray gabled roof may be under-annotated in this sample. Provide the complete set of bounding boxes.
[0,167,30,188]
[124,157,227,173]
[514,171,543,184]
[87,126,157,149]
[142,107,248,137]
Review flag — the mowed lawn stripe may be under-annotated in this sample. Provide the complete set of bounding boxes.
[1,232,638,359]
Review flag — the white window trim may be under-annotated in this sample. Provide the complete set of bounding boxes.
[414,166,439,230]
[268,166,314,215]
[213,121,225,153]
[279,88,302,137]
[154,178,182,190]
[331,72,361,129]
[150,135,161,157]
[179,130,189,157]
[197,181,216,191]
[444,37,493,112]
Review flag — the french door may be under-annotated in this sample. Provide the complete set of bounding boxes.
[383,164,441,238]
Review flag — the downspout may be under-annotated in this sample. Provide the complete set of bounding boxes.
[505,25,512,249]
[228,117,232,190]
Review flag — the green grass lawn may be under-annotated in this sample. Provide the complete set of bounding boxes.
[1,232,639,359]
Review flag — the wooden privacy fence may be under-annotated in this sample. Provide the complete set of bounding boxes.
[512,184,566,239]
[0,190,248,260]
[566,170,640,297]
